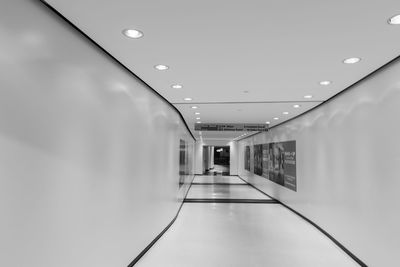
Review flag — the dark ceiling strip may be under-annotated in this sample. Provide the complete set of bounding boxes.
[238,54,400,141]
[40,0,400,140]
[172,100,323,105]
[39,0,195,141]
[266,55,400,132]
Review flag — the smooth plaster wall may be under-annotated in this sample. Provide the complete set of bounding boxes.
[194,141,203,174]
[0,0,194,266]
[238,57,400,266]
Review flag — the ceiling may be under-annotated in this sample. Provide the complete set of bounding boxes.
[44,0,400,141]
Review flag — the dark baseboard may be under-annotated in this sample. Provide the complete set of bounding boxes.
[127,215,177,267]
[126,173,368,266]
[127,175,195,266]
[236,175,368,267]
[184,198,278,204]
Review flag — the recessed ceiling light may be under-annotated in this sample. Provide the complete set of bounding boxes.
[304,95,313,99]
[191,106,198,109]
[195,112,200,115]
[154,64,169,70]
[388,14,400,25]
[196,117,201,120]
[122,29,143,39]
[183,97,192,101]
[273,117,279,120]
[293,104,301,108]
[343,57,361,64]
[319,81,331,86]
[283,111,289,115]
[266,121,270,124]
[172,84,183,89]
[196,121,201,123]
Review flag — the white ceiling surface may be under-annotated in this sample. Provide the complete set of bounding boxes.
[45,0,400,140]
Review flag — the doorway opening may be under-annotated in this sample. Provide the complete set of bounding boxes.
[203,146,230,175]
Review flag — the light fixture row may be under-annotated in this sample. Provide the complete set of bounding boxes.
[299,13,400,101]
[235,133,248,140]
[265,103,302,124]
[122,29,191,102]
[193,105,201,123]
[123,13,400,134]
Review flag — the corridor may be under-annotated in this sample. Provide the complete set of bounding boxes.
[2,0,400,266]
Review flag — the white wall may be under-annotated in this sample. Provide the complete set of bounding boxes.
[0,1,194,266]
[203,146,211,171]
[194,141,203,174]
[238,57,400,266]
[229,141,238,175]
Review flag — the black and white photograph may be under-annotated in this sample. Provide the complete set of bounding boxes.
[179,139,188,188]
[244,146,251,171]
[259,141,297,191]
[253,144,263,176]
[1,0,399,266]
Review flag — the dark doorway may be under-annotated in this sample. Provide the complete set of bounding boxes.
[204,146,230,175]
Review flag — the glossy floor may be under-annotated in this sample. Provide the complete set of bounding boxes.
[187,184,271,199]
[192,175,246,184]
[135,176,359,267]
[136,203,358,267]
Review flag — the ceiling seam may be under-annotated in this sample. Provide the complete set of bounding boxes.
[172,101,324,105]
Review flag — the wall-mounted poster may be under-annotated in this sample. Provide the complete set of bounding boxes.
[262,144,270,178]
[179,139,188,188]
[254,144,263,176]
[258,140,296,191]
[244,146,250,171]
[281,141,296,191]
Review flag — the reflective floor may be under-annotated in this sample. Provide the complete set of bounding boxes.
[135,175,359,267]
[193,175,246,184]
[204,164,230,175]
[187,184,270,200]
